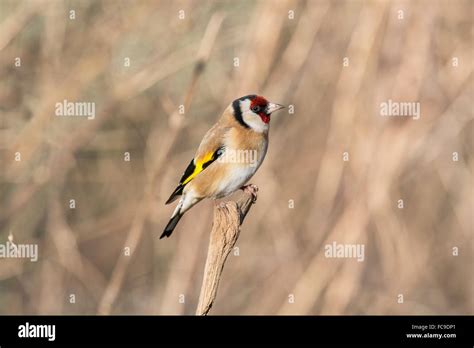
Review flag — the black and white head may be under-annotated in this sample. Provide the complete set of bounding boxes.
[232,95,285,133]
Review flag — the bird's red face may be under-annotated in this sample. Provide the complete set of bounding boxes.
[232,95,285,132]
[249,96,272,124]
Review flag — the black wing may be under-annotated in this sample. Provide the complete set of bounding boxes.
[165,146,224,204]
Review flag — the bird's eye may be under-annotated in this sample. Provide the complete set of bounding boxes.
[251,105,261,113]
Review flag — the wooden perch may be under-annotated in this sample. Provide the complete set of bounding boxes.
[196,185,258,315]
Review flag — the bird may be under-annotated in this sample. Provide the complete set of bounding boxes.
[160,94,285,239]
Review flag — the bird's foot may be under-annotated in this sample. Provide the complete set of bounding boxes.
[240,184,258,202]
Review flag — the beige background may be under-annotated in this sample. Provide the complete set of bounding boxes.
[0,0,472,315]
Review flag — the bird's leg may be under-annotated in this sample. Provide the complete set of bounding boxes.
[240,184,258,202]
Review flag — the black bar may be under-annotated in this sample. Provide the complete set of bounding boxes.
[0,315,472,346]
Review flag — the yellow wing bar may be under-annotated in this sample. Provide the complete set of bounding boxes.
[182,151,216,185]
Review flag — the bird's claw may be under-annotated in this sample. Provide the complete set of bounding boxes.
[241,184,258,202]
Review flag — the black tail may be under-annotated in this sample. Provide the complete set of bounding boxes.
[160,213,183,239]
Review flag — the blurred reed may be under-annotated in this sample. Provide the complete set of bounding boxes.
[0,0,472,315]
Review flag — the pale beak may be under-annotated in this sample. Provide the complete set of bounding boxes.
[266,102,285,114]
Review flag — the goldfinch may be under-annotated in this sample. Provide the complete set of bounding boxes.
[160,95,285,239]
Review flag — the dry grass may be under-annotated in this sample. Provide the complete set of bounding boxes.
[0,0,472,315]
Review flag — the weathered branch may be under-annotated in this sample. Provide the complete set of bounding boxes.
[196,185,258,315]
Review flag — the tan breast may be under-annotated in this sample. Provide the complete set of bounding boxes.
[185,106,269,198]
